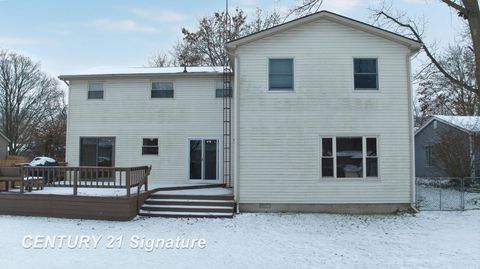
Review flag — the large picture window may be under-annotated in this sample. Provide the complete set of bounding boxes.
[354,58,378,90]
[80,137,115,167]
[269,59,294,91]
[321,136,378,178]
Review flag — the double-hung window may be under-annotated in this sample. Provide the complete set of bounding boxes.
[269,59,294,91]
[321,136,378,178]
[142,138,159,155]
[151,82,174,98]
[354,58,378,90]
[88,82,104,99]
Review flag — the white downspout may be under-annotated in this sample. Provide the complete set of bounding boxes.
[407,50,417,211]
[233,54,240,214]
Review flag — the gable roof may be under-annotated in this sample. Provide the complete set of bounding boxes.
[227,10,422,51]
[415,115,480,136]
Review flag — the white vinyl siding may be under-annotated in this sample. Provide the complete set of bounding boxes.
[66,76,225,181]
[235,18,412,204]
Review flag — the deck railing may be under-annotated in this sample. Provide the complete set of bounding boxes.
[19,165,151,197]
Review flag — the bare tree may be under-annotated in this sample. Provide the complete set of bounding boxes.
[431,128,472,177]
[146,51,173,68]
[172,8,282,67]
[286,0,323,18]
[24,96,67,160]
[371,1,480,112]
[0,50,64,155]
[417,44,477,115]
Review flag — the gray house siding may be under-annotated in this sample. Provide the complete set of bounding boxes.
[415,119,477,177]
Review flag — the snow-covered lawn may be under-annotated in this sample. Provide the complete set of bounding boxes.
[0,211,479,269]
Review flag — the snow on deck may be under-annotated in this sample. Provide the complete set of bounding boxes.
[0,211,478,268]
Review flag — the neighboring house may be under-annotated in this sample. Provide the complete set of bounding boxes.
[0,132,9,160]
[59,11,421,213]
[415,115,480,178]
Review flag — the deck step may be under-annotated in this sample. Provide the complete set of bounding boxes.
[141,205,234,213]
[139,188,235,218]
[149,194,234,200]
[139,210,234,218]
[144,199,234,206]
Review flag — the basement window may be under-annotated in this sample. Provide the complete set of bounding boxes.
[88,82,104,99]
[142,138,159,155]
[151,82,174,98]
[321,137,378,178]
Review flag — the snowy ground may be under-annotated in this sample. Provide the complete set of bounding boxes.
[0,212,478,269]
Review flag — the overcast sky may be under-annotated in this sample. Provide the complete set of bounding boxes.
[0,0,465,78]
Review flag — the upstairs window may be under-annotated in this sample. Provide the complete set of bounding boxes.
[321,136,378,178]
[269,59,294,91]
[88,82,104,99]
[142,138,159,155]
[354,58,378,90]
[151,82,174,98]
[215,80,233,98]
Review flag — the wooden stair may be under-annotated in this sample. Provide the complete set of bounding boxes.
[139,187,235,218]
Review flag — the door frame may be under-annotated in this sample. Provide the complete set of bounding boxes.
[185,137,222,182]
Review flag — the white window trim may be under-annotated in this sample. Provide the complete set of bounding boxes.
[352,57,380,93]
[320,136,380,180]
[267,57,296,92]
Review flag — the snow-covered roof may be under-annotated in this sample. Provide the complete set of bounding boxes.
[59,66,225,80]
[416,115,480,135]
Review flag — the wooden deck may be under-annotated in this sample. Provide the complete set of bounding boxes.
[0,192,147,221]
[0,167,234,220]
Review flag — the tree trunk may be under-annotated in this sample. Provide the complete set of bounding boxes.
[462,0,480,111]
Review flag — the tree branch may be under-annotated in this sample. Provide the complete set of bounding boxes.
[375,10,477,94]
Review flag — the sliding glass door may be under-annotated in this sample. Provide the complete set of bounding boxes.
[189,139,219,181]
[80,137,115,167]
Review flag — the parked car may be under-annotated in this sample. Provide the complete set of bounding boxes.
[29,156,59,167]
[27,157,60,183]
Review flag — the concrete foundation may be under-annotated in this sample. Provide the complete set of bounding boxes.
[239,203,413,214]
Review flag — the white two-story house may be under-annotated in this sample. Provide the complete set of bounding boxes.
[60,11,421,213]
